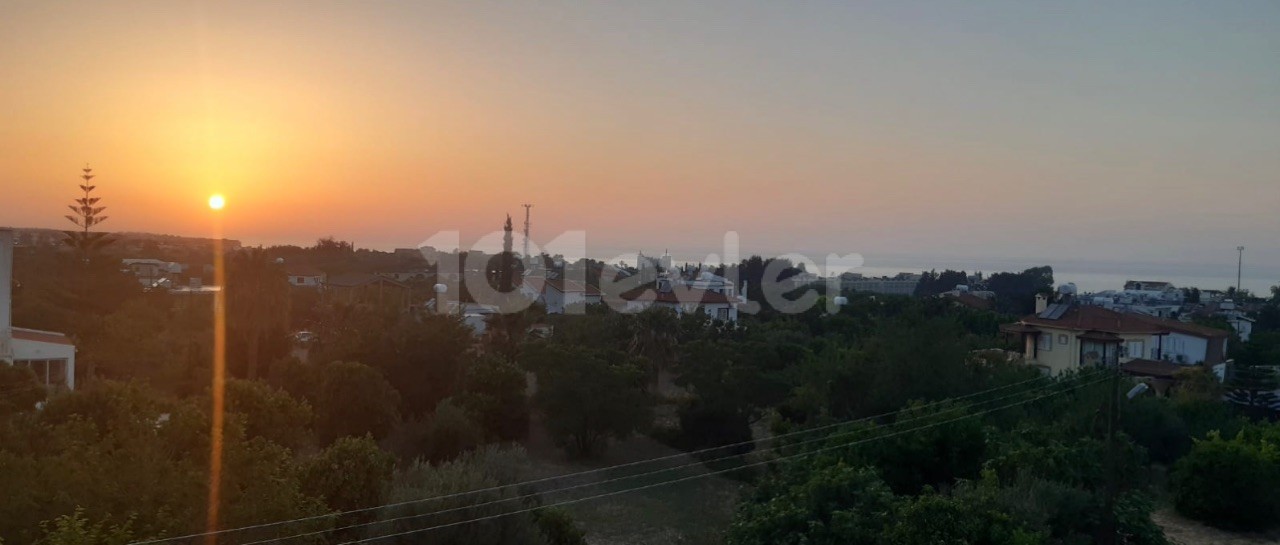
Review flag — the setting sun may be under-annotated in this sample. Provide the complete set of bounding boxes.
[208,194,226,210]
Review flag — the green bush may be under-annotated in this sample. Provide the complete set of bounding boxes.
[422,398,486,462]
[300,435,395,513]
[1171,430,1280,530]
[533,508,587,545]
[1121,396,1190,465]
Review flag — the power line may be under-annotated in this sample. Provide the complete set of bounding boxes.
[339,374,1112,545]
[137,371,1111,545]
[246,371,1102,545]
[130,370,1092,545]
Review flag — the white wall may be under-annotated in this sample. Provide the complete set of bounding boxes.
[562,290,585,309]
[0,229,11,334]
[1158,333,1210,364]
[0,229,13,362]
[12,336,76,390]
[544,289,565,314]
[289,275,323,288]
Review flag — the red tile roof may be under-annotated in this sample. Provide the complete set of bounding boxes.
[1013,305,1229,340]
[1122,358,1185,379]
[1129,314,1230,339]
[11,328,75,346]
[1017,306,1167,335]
[616,286,737,305]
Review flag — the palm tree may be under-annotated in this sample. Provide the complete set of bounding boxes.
[226,249,291,379]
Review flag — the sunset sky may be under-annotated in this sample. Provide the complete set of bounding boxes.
[3,1,1278,281]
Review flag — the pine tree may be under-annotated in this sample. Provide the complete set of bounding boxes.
[62,166,114,258]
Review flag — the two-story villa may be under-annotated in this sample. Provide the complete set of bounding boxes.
[1001,297,1228,376]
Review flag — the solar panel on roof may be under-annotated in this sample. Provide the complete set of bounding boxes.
[1036,304,1056,319]
[1038,303,1069,320]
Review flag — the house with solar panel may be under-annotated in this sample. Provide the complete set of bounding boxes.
[1002,292,1229,380]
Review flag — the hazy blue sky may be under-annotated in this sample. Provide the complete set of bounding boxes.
[2,1,1277,282]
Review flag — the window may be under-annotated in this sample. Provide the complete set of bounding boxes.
[1126,341,1145,360]
[12,359,69,389]
[1058,334,1068,345]
[1037,333,1052,351]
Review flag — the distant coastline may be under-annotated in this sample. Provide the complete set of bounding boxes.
[856,255,1277,295]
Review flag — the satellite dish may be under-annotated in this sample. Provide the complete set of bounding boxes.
[275,258,285,264]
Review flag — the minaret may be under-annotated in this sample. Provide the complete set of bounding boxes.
[522,204,533,262]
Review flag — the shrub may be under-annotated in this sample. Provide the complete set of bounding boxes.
[1171,430,1280,530]
[421,399,486,463]
[300,436,395,513]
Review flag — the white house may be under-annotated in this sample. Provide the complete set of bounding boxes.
[283,265,326,288]
[2,229,76,391]
[681,270,737,297]
[1217,299,1254,342]
[612,281,740,322]
[521,277,602,314]
[1001,302,1228,377]
[1123,280,1183,303]
[122,258,182,288]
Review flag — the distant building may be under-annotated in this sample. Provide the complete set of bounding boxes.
[1,229,76,392]
[121,258,182,288]
[374,269,432,283]
[324,273,411,308]
[786,271,822,289]
[1084,280,1185,318]
[840,275,919,296]
[520,277,602,314]
[283,265,326,288]
[681,270,737,297]
[1216,299,1255,342]
[445,302,499,335]
[1122,280,1183,303]
[611,281,740,322]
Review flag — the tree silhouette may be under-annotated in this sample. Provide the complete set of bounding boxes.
[226,249,291,379]
[629,307,679,389]
[62,166,114,258]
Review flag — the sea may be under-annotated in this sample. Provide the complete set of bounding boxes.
[852,254,1279,295]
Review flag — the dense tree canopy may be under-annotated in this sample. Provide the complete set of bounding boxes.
[524,343,652,458]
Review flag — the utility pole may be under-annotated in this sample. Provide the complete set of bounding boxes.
[522,204,533,262]
[1101,362,1120,545]
[1237,246,1245,295]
